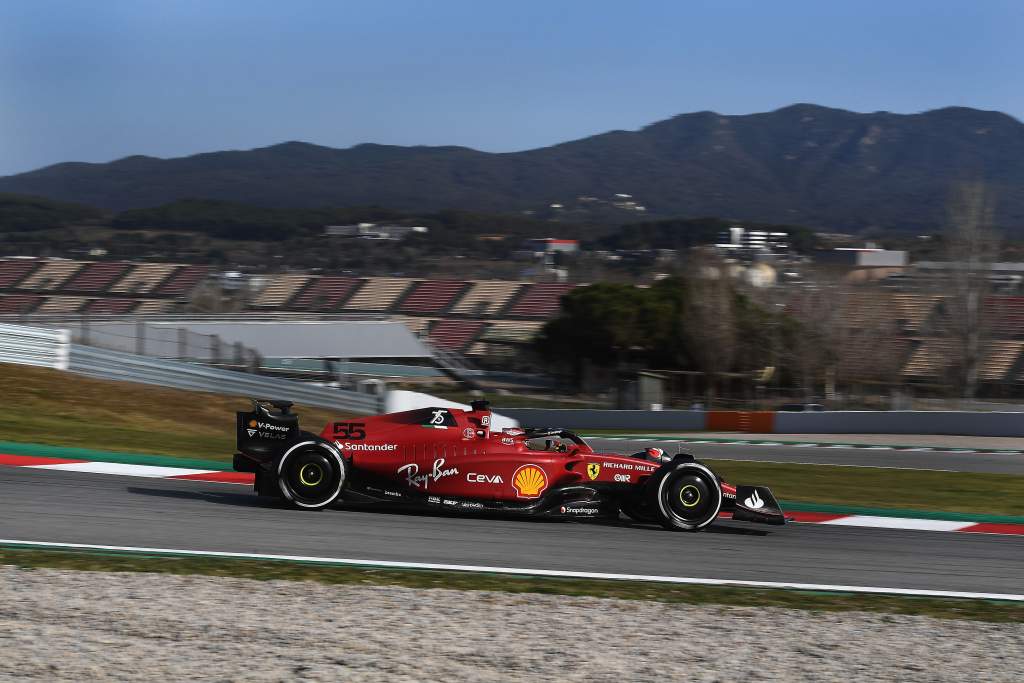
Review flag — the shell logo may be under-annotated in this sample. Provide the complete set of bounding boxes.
[248,419,258,428]
[512,464,548,498]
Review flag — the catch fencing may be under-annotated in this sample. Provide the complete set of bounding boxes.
[0,322,381,414]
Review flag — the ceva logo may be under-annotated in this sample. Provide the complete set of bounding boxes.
[467,473,503,484]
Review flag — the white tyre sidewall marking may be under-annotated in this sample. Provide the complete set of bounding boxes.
[656,462,722,530]
[277,440,346,508]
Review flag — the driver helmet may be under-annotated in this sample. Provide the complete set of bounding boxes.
[645,447,667,462]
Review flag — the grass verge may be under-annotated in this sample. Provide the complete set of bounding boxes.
[0,363,344,461]
[2,547,1021,623]
[705,458,1024,517]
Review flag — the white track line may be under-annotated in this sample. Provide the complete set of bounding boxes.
[29,462,210,478]
[2,539,1022,602]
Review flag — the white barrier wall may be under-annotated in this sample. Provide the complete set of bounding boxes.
[775,411,1024,438]
[384,390,519,430]
[500,409,706,432]
[501,408,1024,437]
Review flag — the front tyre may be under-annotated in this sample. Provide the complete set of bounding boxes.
[654,462,722,531]
[277,440,346,510]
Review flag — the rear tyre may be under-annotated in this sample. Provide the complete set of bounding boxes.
[653,462,722,531]
[277,440,346,510]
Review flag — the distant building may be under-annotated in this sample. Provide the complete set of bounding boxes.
[324,223,427,240]
[814,246,908,282]
[714,226,790,261]
[525,238,580,254]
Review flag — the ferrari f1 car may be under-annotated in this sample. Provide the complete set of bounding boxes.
[233,399,785,531]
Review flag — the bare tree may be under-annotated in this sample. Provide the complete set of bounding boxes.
[941,182,1000,399]
[681,253,736,405]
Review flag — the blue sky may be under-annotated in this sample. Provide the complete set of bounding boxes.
[1,0,1021,176]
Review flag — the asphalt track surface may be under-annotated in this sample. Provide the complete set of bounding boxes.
[584,438,1024,474]
[3,467,1023,595]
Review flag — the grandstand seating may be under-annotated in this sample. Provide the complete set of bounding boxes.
[481,319,545,343]
[36,296,88,314]
[110,263,180,295]
[396,316,431,336]
[63,262,130,293]
[0,259,39,289]
[155,265,210,297]
[838,337,913,381]
[986,296,1024,339]
[505,283,576,317]
[398,280,468,315]
[84,298,139,315]
[253,274,311,307]
[891,294,942,333]
[425,319,485,353]
[133,300,176,314]
[17,260,85,291]
[450,281,523,317]
[343,278,413,312]
[0,294,43,314]
[980,341,1024,382]
[901,339,954,380]
[290,276,361,311]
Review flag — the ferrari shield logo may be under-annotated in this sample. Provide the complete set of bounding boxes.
[586,462,601,480]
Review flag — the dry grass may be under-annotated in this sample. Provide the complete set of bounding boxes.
[0,363,347,460]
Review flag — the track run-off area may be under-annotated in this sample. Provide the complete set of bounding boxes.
[2,452,1023,600]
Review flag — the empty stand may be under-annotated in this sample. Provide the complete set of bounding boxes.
[36,296,87,314]
[290,276,361,311]
[839,337,913,381]
[891,294,942,333]
[505,283,575,318]
[450,281,523,317]
[902,339,954,380]
[253,274,311,307]
[155,265,209,297]
[0,294,43,314]
[343,278,413,312]
[980,341,1024,382]
[986,296,1024,339]
[399,280,468,315]
[0,259,39,289]
[396,316,431,336]
[110,263,180,295]
[83,298,139,315]
[426,319,485,353]
[482,319,545,343]
[17,261,85,291]
[63,262,130,293]
[133,300,176,314]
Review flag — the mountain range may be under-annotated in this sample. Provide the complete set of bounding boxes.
[2,104,1022,233]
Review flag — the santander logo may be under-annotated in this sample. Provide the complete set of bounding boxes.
[744,490,765,509]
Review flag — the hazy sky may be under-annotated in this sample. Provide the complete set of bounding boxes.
[2,0,1021,176]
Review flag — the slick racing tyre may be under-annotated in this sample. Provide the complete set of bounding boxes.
[277,440,347,510]
[653,462,722,531]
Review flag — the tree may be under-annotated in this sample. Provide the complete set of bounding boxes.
[678,255,737,403]
[941,182,1000,399]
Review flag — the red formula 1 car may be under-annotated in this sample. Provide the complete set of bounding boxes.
[232,399,785,531]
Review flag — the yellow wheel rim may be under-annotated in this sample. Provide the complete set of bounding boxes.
[299,463,323,487]
[679,484,701,508]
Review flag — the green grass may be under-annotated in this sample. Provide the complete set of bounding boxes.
[705,458,1024,517]
[2,546,1021,623]
[0,363,345,461]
